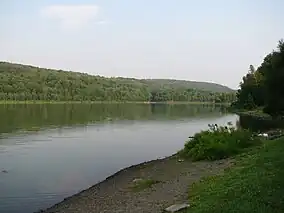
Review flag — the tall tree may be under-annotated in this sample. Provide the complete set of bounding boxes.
[263,40,284,115]
[233,39,284,115]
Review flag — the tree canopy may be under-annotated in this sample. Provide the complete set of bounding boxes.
[0,62,235,103]
[232,39,284,115]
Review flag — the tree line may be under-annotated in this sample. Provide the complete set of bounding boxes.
[232,39,284,115]
[0,62,235,103]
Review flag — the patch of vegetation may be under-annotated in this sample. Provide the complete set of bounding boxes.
[141,79,234,93]
[180,123,260,161]
[232,39,284,116]
[0,62,235,103]
[187,137,284,213]
[130,179,161,192]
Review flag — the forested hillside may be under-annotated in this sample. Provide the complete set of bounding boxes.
[0,62,235,102]
[232,39,284,115]
[141,79,234,93]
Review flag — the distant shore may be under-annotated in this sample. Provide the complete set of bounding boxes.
[0,100,231,105]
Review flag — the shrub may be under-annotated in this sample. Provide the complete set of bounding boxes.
[180,123,260,161]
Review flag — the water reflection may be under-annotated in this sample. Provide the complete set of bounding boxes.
[0,103,229,134]
[238,114,284,132]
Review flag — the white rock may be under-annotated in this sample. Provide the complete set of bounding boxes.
[132,178,143,183]
[165,203,190,212]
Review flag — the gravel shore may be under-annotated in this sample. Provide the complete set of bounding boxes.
[41,155,232,213]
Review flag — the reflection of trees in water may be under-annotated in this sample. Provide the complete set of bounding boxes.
[0,104,229,134]
[238,115,284,132]
[150,104,228,119]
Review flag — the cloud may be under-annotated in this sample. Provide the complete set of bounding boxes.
[96,20,109,25]
[40,4,103,30]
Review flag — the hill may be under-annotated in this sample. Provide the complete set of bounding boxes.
[141,79,234,93]
[0,62,235,102]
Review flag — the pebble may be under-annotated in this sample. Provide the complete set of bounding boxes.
[164,203,190,212]
[132,178,143,183]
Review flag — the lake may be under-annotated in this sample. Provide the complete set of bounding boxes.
[0,103,238,213]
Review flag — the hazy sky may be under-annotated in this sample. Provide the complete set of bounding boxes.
[1,0,284,89]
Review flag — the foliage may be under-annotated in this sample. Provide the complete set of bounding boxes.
[262,40,284,115]
[180,123,259,161]
[141,79,234,93]
[233,39,284,115]
[0,62,236,103]
[187,137,284,213]
[232,64,264,109]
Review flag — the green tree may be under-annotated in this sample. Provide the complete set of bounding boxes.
[233,39,284,115]
[263,40,284,115]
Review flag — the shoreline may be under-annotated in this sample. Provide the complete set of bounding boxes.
[38,154,233,213]
[37,155,176,213]
[0,100,231,105]
[36,155,172,212]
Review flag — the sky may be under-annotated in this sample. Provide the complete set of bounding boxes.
[1,0,284,89]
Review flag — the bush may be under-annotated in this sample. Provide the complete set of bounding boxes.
[180,123,260,161]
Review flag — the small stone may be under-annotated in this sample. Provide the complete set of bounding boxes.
[132,178,143,183]
[165,203,190,212]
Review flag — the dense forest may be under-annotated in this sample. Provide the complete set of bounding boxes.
[0,62,235,103]
[232,39,284,115]
[140,79,233,93]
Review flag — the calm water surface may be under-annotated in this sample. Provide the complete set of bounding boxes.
[0,103,238,213]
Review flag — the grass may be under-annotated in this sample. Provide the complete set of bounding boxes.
[130,179,161,192]
[187,137,284,213]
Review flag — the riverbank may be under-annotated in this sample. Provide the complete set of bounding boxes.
[0,100,231,105]
[188,136,284,213]
[38,154,233,213]
[38,136,284,213]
